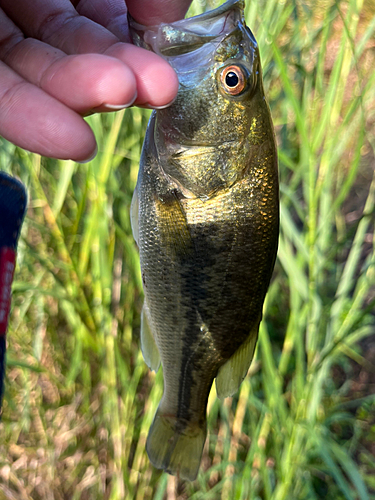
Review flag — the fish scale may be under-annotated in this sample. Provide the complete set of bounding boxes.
[129,0,279,480]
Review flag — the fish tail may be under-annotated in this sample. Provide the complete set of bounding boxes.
[146,408,206,481]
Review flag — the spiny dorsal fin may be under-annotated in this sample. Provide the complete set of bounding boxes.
[131,186,139,245]
[140,302,160,372]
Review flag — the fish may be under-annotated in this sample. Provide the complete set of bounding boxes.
[128,0,279,481]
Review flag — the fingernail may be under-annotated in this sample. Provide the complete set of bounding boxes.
[102,91,138,111]
[76,145,98,164]
[152,96,177,110]
[137,96,177,110]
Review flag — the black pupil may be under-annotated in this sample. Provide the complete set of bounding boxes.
[225,71,239,87]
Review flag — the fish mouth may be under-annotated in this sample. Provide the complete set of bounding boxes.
[175,0,244,26]
[156,126,240,152]
[168,138,238,149]
[128,0,246,57]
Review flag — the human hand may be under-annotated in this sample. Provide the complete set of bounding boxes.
[0,0,192,162]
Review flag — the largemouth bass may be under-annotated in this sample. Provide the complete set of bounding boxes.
[129,0,279,481]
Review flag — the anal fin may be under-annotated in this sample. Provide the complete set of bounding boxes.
[140,302,160,372]
[215,318,261,399]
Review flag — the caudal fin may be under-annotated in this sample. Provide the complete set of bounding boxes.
[146,410,206,481]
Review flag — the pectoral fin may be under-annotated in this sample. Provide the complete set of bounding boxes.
[141,302,160,372]
[154,191,193,258]
[131,186,139,245]
[215,319,260,399]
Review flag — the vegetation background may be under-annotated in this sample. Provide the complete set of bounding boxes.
[0,0,374,498]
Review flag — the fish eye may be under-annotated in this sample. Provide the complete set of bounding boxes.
[220,65,247,96]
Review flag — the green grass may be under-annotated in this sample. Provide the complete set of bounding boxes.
[1,0,375,498]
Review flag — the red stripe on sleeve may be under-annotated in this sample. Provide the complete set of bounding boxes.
[0,248,16,336]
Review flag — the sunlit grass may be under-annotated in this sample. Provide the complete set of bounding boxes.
[0,0,374,498]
